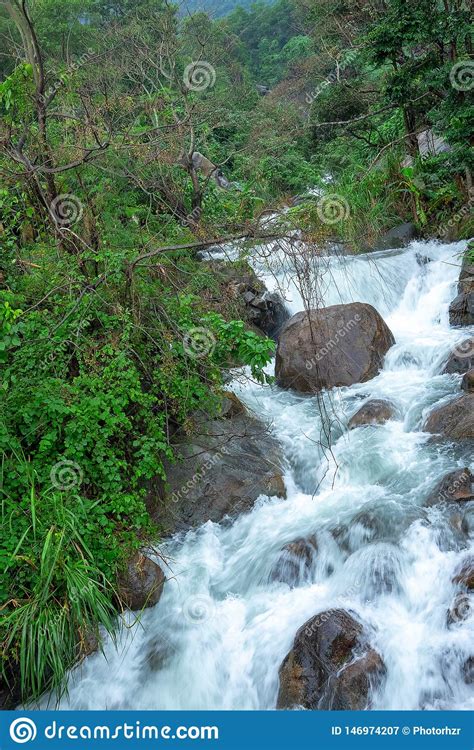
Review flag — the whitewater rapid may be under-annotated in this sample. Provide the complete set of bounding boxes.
[48,239,473,711]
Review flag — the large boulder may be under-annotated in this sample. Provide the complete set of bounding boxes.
[277,609,386,710]
[117,553,165,611]
[443,339,474,374]
[425,469,474,507]
[348,399,396,429]
[275,303,395,393]
[151,397,286,534]
[423,395,474,441]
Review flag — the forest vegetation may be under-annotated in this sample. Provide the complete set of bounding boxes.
[0,0,472,706]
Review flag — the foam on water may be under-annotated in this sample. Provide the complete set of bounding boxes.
[45,239,473,711]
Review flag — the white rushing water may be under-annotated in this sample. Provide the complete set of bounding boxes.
[48,239,473,711]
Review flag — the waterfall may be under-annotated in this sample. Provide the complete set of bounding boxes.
[46,239,473,711]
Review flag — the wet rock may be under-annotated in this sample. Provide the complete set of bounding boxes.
[270,536,318,586]
[423,395,474,441]
[211,261,289,340]
[443,339,474,374]
[425,469,474,507]
[348,399,396,429]
[117,553,165,611]
[461,369,474,392]
[277,609,386,710]
[219,392,247,419]
[463,657,474,685]
[372,223,417,251]
[332,511,385,554]
[447,593,471,626]
[152,409,286,534]
[144,635,177,672]
[247,291,290,340]
[458,246,474,295]
[416,253,432,267]
[452,557,474,590]
[449,293,474,327]
[78,628,100,659]
[276,303,395,393]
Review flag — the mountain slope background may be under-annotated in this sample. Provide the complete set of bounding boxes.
[180,0,274,18]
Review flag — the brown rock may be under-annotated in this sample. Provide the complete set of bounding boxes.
[219,392,247,419]
[277,609,386,710]
[276,303,395,393]
[449,292,474,326]
[118,553,165,611]
[270,537,318,586]
[423,395,474,441]
[425,469,474,507]
[348,399,396,429]
[153,410,286,534]
[443,339,474,374]
[461,369,474,392]
[452,557,474,590]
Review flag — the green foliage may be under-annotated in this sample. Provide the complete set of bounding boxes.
[1,461,118,702]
